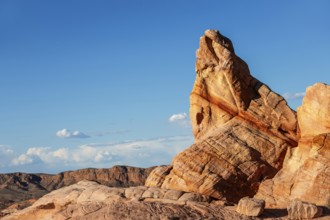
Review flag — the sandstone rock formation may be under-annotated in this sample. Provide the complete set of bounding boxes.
[146,30,298,202]
[2,30,330,220]
[2,180,253,220]
[0,166,154,212]
[255,83,330,208]
[287,200,323,220]
[297,83,330,138]
[236,197,265,217]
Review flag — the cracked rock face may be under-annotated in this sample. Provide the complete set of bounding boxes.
[255,83,330,208]
[146,30,298,202]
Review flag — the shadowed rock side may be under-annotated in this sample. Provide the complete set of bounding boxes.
[146,30,298,202]
[255,83,330,208]
[0,166,154,211]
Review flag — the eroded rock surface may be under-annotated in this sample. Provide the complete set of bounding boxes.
[255,83,330,208]
[2,180,253,220]
[191,30,297,144]
[236,197,265,217]
[146,30,298,202]
[287,200,323,220]
[297,83,330,138]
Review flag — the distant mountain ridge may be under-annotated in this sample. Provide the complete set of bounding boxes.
[0,166,155,211]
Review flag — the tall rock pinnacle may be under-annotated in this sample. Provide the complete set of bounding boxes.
[191,30,297,144]
[146,30,298,202]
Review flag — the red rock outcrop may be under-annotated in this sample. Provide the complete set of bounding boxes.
[146,30,298,202]
[255,83,330,208]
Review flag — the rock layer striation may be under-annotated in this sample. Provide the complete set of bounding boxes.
[146,30,298,202]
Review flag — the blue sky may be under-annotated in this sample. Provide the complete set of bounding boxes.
[0,0,329,173]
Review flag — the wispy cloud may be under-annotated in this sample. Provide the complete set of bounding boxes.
[92,130,129,137]
[0,145,14,168]
[9,136,193,173]
[168,113,191,128]
[282,92,305,100]
[56,128,90,139]
[0,145,13,155]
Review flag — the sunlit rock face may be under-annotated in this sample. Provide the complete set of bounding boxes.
[256,83,330,208]
[297,83,330,138]
[146,30,298,202]
[2,181,251,220]
[191,30,297,144]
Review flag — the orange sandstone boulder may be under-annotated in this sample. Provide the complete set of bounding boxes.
[255,83,330,208]
[297,83,330,138]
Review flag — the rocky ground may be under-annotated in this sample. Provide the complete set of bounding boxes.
[0,180,289,219]
[0,166,154,214]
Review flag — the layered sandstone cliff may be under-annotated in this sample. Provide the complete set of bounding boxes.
[146,30,298,202]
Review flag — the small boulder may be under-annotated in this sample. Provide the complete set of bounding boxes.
[236,197,265,217]
[124,187,146,199]
[287,200,323,219]
[163,190,184,200]
[141,187,167,199]
[178,192,211,203]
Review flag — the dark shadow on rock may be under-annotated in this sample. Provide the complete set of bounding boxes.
[260,208,288,218]
[322,206,330,216]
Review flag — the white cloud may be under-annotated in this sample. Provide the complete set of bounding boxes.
[0,145,13,155]
[282,92,305,100]
[169,113,187,122]
[92,130,129,137]
[0,145,14,168]
[9,136,194,173]
[52,148,69,160]
[12,154,33,165]
[56,128,90,139]
[168,113,191,128]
